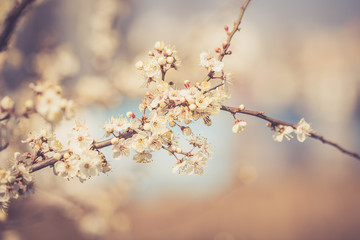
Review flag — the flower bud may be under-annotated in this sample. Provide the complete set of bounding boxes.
[180,97,186,103]
[183,80,190,88]
[126,111,135,118]
[184,119,192,125]
[154,41,165,51]
[166,56,174,64]
[0,96,14,111]
[238,104,245,111]
[175,147,182,153]
[165,48,173,56]
[145,91,153,98]
[157,56,166,65]
[63,152,71,159]
[143,123,151,131]
[169,121,176,127]
[139,103,147,111]
[232,120,247,133]
[135,60,144,70]
[182,127,192,136]
[222,42,228,49]
[189,104,197,111]
[53,153,62,161]
[24,100,34,111]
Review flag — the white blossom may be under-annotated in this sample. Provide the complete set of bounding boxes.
[69,120,94,154]
[295,118,312,142]
[0,96,14,112]
[148,134,163,152]
[232,120,247,133]
[200,52,224,72]
[31,82,76,123]
[131,131,149,152]
[273,125,294,142]
[147,111,168,135]
[172,153,208,175]
[24,128,63,153]
[112,139,131,159]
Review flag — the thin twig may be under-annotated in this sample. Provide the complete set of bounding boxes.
[0,0,36,53]
[204,0,251,82]
[221,105,360,161]
[218,0,251,62]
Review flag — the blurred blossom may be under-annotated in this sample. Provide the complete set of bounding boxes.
[75,75,119,106]
[32,45,79,82]
[86,0,122,70]
[79,212,108,237]
[1,230,21,240]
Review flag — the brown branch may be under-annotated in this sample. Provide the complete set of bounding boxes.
[0,0,36,53]
[218,0,251,62]
[221,105,360,161]
[204,0,252,82]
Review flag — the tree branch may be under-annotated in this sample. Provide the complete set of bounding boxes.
[0,0,36,53]
[218,0,251,62]
[221,105,360,161]
[204,0,252,82]
[28,131,136,172]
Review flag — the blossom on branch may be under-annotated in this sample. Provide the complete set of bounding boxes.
[199,52,224,72]
[232,120,247,133]
[272,125,294,142]
[30,81,76,123]
[295,118,312,142]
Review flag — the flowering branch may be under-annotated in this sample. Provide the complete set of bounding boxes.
[218,0,251,61]
[0,0,36,52]
[28,103,360,175]
[29,131,136,172]
[203,0,251,82]
[1,0,359,218]
[221,105,360,160]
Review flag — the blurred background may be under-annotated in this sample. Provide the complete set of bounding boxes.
[1,0,360,239]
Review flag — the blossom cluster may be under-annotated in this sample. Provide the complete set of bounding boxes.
[30,81,76,123]
[0,153,33,210]
[22,120,111,183]
[0,96,15,114]
[52,121,111,182]
[272,118,312,143]
[103,42,232,175]
[0,40,318,215]
[135,41,180,82]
